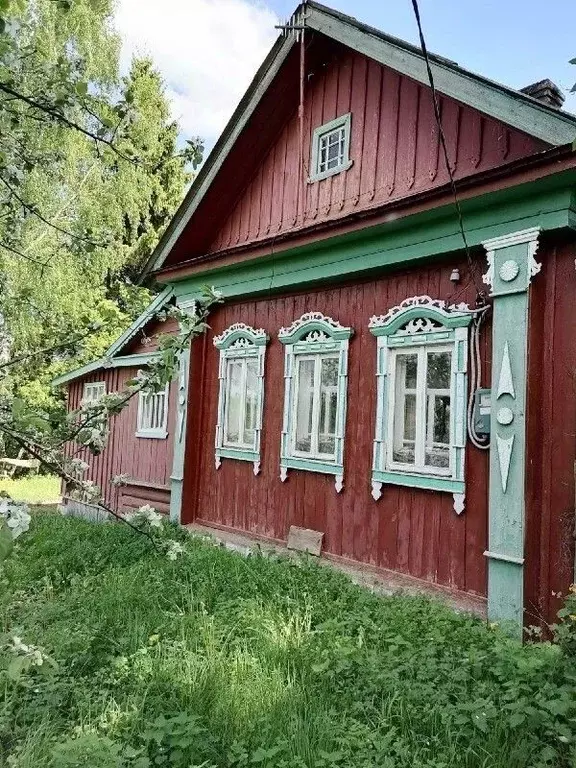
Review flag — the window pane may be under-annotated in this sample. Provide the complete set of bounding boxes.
[295,359,315,453]
[224,360,243,445]
[317,126,346,174]
[427,351,451,389]
[318,356,339,457]
[243,359,259,447]
[425,351,451,469]
[392,353,418,465]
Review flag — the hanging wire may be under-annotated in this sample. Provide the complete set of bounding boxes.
[409,0,486,305]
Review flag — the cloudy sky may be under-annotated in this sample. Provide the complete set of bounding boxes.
[115,0,576,152]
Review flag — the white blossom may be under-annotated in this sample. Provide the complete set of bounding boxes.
[9,635,46,666]
[69,458,90,475]
[125,505,163,529]
[166,541,185,561]
[111,473,130,487]
[0,501,31,540]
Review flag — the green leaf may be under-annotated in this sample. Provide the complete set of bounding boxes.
[75,81,88,97]
[7,655,28,681]
[569,58,576,65]
[0,521,13,562]
[0,0,10,12]
[0,17,6,34]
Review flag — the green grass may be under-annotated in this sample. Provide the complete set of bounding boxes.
[0,475,60,504]
[1,512,576,768]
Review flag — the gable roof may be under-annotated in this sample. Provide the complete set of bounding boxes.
[52,286,174,387]
[142,1,576,279]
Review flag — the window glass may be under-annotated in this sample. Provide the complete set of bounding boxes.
[224,360,243,445]
[293,354,339,459]
[137,387,168,436]
[243,359,259,446]
[295,358,315,454]
[82,382,105,404]
[223,358,260,450]
[425,351,451,469]
[318,357,338,456]
[318,127,345,174]
[393,353,418,465]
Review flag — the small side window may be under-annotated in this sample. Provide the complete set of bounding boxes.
[136,385,169,439]
[309,113,352,182]
[82,381,105,404]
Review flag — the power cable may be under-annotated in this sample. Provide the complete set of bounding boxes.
[409,0,486,305]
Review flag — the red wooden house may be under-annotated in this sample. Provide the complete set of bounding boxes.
[56,2,576,635]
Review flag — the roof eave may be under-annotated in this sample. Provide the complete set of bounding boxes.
[139,32,296,281]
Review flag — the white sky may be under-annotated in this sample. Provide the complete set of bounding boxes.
[115,0,279,147]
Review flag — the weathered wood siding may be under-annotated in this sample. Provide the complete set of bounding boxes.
[525,235,576,625]
[66,367,175,513]
[183,256,490,598]
[208,48,546,256]
[64,317,178,513]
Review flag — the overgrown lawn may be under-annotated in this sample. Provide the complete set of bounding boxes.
[1,512,575,768]
[0,475,60,504]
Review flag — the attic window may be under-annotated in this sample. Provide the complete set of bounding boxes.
[309,113,352,182]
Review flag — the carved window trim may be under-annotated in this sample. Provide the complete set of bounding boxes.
[279,312,353,493]
[214,323,268,475]
[369,297,472,514]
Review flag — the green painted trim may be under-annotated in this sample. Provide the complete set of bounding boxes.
[373,470,465,494]
[484,229,538,638]
[52,352,161,387]
[169,310,192,522]
[170,182,576,303]
[281,457,344,476]
[112,352,161,368]
[218,447,259,462]
[278,315,353,344]
[214,324,268,350]
[106,287,173,358]
[371,306,472,337]
[306,3,576,145]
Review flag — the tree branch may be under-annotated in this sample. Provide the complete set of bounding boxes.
[0,173,107,247]
[0,81,138,165]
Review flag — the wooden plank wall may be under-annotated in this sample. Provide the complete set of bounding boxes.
[66,367,176,511]
[525,234,576,625]
[209,47,546,256]
[183,256,490,598]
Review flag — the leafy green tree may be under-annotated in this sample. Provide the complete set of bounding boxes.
[0,0,203,418]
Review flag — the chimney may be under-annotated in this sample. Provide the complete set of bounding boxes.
[520,79,565,109]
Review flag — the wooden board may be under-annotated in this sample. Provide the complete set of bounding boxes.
[287,526,324,556]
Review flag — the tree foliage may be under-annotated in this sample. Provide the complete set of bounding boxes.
[0,0,202,419]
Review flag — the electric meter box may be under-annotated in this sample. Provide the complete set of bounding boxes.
[473,388,491,436]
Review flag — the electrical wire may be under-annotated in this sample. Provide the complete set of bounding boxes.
[409,0,486,304]
[466,306,490,449]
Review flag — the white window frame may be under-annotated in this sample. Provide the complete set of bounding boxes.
[369,296,472,515]
[290,352,340,462]
[82,381,105,404]
[214,323,268,475]
[136,384,169,439]
[309,113,353,183]
[387,344,453,477]
[279,312,353,493]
